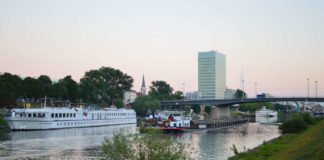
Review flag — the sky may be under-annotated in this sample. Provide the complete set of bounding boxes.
[0,0,324,97]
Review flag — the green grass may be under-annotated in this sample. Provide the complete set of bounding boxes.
[229,120,324,160]
[270,120,324,160]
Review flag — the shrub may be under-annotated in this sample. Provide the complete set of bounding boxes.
[101,132,189,160]
[301,112,315,125]
[0,116,7,126]
[280,116,307,134]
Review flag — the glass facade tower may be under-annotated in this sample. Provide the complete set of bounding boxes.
[198,50,226,99]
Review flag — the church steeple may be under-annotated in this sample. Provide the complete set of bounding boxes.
[140,75,146,95]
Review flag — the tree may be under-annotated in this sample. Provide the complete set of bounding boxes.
[51,82,68,100]
[235,89,247,99]
[59,76,79,102]
[239,102,274,112]
[37,75,52,97]
[149,81,173,100]
[80,67,133,104]
[205,106,212,114]
[173,91,184,100]
[24,77,42,99]
[133,95,160,116]
[192,105,201,114]
[0,73,24,107]
[113,99,124,108]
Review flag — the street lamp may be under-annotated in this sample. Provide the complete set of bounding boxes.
[315,81,318,98]
[254,82,258,98]
[242,80,245,99]
[307,78,310,98]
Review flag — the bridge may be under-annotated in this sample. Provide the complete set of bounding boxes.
[160,97,324,106]
[160,97,324,119]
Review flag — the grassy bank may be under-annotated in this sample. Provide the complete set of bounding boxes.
[229,120,324,160]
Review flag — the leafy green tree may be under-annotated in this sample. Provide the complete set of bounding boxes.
[133,95,160,116]
[101,132,189,160]
[37,75,52,97]
[205,106,212,114]
[0,73,24,107]
[113,99,124,108]
[235,89,247,99]
[24,77,42,99]
[239,102,274,112]
[192,105,201,114]
[149,80,173,100]
[51,82,68,100]
[80,67,133,104]
[173,90,184,100]
[59,76,79,102]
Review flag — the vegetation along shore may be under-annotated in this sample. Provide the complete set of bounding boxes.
[229,113,324,160]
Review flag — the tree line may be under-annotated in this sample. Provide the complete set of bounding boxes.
[0,67,133,108]
[0,66,184,108]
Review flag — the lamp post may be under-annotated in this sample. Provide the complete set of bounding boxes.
[307,78,310,98]
[242,80,245,99]
[254,82,258,98]
[315,81,318,98]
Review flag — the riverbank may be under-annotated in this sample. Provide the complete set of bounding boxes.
[229,119,324,160]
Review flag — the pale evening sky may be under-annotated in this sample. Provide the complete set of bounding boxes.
[0,0,323,97]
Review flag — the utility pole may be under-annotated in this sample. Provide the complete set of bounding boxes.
[307,78,310,98]
[315,80,318,98]
[242,80,245,99]
[254,82,258,98]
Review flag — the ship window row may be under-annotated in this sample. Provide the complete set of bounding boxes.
[51,113,76,118]
[105,112,135,116]
[16,113,46,118]
[56,119,131,126]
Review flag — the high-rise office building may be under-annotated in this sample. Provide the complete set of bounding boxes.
[198,50,226,99]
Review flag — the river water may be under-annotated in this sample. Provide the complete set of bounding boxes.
[0,123,280,160]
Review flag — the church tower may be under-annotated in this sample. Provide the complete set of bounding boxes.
[140,75,146,95]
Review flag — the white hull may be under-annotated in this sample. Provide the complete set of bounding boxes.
[5,107,137,130]
[5,118,137,130]
[256,106,278,117]
[255,111,278,117]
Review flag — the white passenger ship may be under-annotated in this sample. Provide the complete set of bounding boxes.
[4,104,137,130]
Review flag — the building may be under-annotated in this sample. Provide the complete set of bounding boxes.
[198,50,226,99]
[185,91,201,100]
[140,75,146,95]
[123,90,137,104]
[224,88,236,99]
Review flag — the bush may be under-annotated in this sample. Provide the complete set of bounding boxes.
[101,132,189,160]
[280,117,307,134]
[301,112,316,125]
[0,116,7,126]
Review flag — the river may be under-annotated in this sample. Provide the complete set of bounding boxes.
[0,123,280,160]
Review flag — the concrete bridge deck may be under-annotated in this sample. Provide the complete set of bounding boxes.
[160,97,324,106]
[160,97,324,119]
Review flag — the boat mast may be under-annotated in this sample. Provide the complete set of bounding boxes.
[44,96,47,108]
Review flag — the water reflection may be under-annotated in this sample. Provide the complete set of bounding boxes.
[0,123,280,160]
[178,123,280,160]
[0,124,137,160]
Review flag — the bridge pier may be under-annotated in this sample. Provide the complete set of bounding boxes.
[199,105,206,120]
[210,106,230,119]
